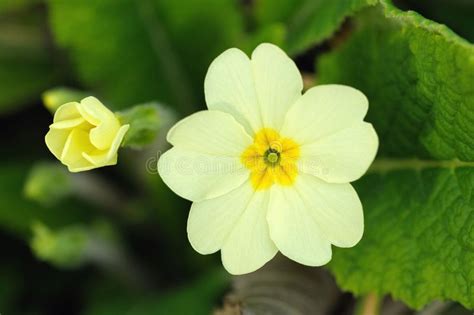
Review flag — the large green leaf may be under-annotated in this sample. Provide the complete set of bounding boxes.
[47,0,244,112]
[319,2,474,160]
[400,0,474,43]
[317,0,474,309]
[254,0,378,55]
[334,166,474,309]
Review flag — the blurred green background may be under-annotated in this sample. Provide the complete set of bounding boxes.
[0,0,473,314]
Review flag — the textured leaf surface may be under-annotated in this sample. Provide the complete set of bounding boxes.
[254,0,377,55]
[318,1,474,160]
[317,0,474,309]
[337,167,474,309]
[47,0,244,112]
[400,0,474,43]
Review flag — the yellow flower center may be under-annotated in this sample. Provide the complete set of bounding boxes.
[241,128,300,190]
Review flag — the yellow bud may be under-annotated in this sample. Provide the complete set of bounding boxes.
[45,96,130,172]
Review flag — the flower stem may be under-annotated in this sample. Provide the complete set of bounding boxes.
[355,293,381,315]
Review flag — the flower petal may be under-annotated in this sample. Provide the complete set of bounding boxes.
[107,124,129,160]
[45,128,70,160]
[53,102,81,122]
[82,124,129,166]
[68,158,104,173]
[78,97,120,150]
[281,85,369,145]
[298,122,378,183]
[205,44,303,135]
[251,43,302,131]
[221,188,277,275]
[158,147,249,202]
[187,181,253,254]
[167,110,252,156]
[89,122,121,151]
[77,96,113,125]
[50,117,86,130]
[294,174,364,248]
[267,184,332,266]
[205,48,261,134]
[82,151,116,167]
[60,129,95,171]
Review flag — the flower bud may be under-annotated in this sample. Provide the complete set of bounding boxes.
[42,87,88,114]
[24,162,72,206]
[45,96,130,172]
[31,222,88,268]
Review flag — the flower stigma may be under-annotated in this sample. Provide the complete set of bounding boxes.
[264,149,280,166]
[241,128,300,191]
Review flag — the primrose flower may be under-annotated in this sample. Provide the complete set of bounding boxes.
[158,43,378,275]
[45,97,130,172]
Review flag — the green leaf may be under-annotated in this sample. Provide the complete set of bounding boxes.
[318,4,474,160]
[254,0,378,55]
[318,1,474,161]
[116,103,161,149]
[317,0,474,309]
[400,0,474,43]
[30,222,88,268]
[24,162,73,206]
[46,0,244,112]
[241,23,287,55]
[333,166,474,309]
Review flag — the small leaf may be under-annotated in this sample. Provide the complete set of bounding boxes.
[30,222,88,268]
[24,162,73,206]
[116,103,161,149]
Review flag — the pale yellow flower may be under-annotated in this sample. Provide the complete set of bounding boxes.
[45,97,130,172]
[158,43,378,274]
